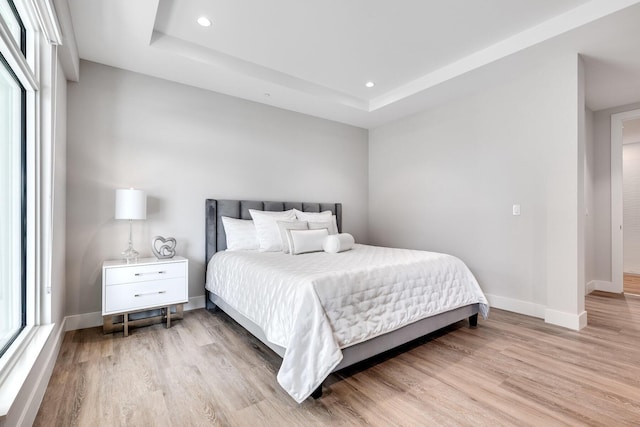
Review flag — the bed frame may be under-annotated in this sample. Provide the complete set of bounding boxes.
[204,199,479,399]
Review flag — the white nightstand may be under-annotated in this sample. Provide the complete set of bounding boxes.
[102,256,189,336]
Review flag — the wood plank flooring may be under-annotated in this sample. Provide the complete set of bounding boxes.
[35,292,640,426]
[624,273,640,295]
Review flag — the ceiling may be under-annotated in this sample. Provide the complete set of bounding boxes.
[66,0,640,129]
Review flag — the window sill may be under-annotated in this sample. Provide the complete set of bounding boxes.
[0,324,54,422]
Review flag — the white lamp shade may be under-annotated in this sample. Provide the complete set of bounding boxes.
[115,188,147,220]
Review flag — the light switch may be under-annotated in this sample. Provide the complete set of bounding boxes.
[512,204,521,216]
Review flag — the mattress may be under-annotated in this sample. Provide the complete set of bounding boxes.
[205,243,489,403]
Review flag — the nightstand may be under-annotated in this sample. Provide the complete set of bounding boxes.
[102,256,188,336]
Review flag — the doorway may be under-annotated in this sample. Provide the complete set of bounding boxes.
[611,110,640,295]
[622,118,640,295]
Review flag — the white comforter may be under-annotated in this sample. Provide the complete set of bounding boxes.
[205,244,489,403]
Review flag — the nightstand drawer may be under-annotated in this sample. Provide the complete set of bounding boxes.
[105,261,186,286]
[104,278,188,314]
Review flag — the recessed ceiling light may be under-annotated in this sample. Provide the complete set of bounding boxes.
[197,16,212,27]
[365,81,375,88]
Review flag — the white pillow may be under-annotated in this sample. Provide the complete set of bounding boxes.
[293,209,331,221]
[308,220,338,235]
[249,209,296,251]
[323,233,355,253]
[295,209,338,234]
[288,228,329,255]
[277,220,308,253]
[221,217,259,251]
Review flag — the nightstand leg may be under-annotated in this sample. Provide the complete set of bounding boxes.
[166,306,171,328]
[124,313,129,337]
[103,315,113,334]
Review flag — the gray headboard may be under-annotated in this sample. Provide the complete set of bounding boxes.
[205,199,342,265]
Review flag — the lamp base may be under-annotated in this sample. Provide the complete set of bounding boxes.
[122,246,140,263]
[122,218,140,263]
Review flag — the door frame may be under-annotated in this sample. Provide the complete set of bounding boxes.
[611,109,640,292]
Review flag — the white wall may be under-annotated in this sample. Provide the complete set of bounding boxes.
[66,60,369,317]
[623,142,640,273]
[592,102,640,283]
[369,54,585,329]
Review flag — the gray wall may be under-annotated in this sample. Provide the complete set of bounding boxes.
[369,54,584,322]
[66,60,369,316]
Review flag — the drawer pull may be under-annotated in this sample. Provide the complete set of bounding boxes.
[134,290,167,297]
[134,270,167,276]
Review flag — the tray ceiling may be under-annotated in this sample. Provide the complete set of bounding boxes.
[68,0,640,128]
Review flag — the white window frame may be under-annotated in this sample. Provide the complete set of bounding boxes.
[0,0,61,421]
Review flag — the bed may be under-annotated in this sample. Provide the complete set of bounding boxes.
[204,199,489,403]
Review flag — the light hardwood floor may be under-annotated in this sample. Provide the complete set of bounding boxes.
[624,273,640,295]
[35,292,640,426]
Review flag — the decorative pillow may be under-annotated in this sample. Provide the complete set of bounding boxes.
[308,220,338,235]
[249,209,296,251]
[288,228,329,255]
[221,217,259,251]
[293,209,331,221]
[323,233,355,253]
[295,209,338,234]
[277,220,308,253]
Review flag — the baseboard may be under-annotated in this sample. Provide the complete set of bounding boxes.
[184,295,205,311]
[593,280,621,293]
[545,308,588,331]
[64,311,102,331]
[64,295,207,331]
[485,294,588,330]
[484,293,545,319]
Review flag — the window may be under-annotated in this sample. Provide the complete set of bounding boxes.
[0,0,26,358]
[0,0,61,418]
[0,0,25,55]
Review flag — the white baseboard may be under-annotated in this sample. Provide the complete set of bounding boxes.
[64,311,102,331]
[484,293,545,319]
[593,280,621,293]
[545,308,588,331]
[485,294,589,330]
[64,295,207,331]
[185,295,205,311]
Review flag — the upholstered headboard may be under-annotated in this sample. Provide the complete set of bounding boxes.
[205,199,342,265]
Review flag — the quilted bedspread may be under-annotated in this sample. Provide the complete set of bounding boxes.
[205,244,489,403]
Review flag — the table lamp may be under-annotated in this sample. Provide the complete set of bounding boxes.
[115,188,147,262]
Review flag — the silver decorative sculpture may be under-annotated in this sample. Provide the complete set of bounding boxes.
[151,235,176,259]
